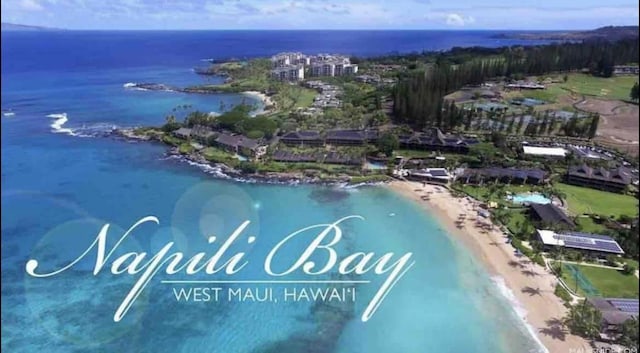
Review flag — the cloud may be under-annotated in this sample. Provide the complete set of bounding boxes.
[20,0,44,11]
[445,13,473,26]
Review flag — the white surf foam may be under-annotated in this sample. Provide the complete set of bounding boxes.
[164,155,231,179]
[46,113,114,138]
[491,276,549,353]
[122,82,149,91]
[46,113,76,135]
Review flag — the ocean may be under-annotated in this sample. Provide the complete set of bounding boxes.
[1,30,549,353]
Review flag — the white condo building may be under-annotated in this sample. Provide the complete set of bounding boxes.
[270,52,358,80]
[271,65,304,81]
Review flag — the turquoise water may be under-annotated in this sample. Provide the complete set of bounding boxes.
[2,31,545,352]
[365,162,387,170]
[510,193,551,204]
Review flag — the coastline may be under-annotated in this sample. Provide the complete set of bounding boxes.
[241,90,274,115]
[387,180,591,353]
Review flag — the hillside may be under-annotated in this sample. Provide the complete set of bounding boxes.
[493,26,639,41]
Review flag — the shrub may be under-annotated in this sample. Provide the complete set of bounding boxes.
[246,130,265,139]
[622,264,637,275]
[554,284,572,305]
[238,161,258,174]
[605,255,619,267]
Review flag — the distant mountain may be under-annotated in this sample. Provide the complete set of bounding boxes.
[1,22,63,31]
[493,26,639,41]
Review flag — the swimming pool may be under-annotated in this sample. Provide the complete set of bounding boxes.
[508,192,551,204]
[365,162,387,170]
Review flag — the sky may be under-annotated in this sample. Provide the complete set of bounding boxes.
[1,0,638,30]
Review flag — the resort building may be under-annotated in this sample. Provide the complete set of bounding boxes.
[505,81,545,90]
[398,128,479,153]
[325,129,378,146]
[213,133,266,158]
[536,230,625,257]
[458,168,547,185]
[406,168,452,184]
[529,203,576,229]
[587,298,639,340]
[172,127,192,139]
[271,150,319,163]
[566,165,632,193]
[613,65,640,75]
[270,65,305,81]
[549,110,587,121]
[271,52,307,67]
[280,131,324,147]
[270,150,361,165]
[522,145,568,158]
[191,125,216,144]
[308,56,358,77]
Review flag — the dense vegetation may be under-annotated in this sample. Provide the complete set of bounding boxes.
[392,39,639,129]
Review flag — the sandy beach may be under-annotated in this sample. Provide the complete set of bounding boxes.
[388,180,591,353]
[243,91,275,115]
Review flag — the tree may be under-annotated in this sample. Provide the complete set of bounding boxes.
[564,300,602,339]
[618,318,639,350]
[377,132,399,157]
[161,115,181,132]
[587,114,600,139]
[630,82,639,102]
[491,131,507,149]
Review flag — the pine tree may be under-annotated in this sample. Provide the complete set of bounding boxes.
[630,82,639,102]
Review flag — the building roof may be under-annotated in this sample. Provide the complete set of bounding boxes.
[537,230,625,254]
[173,127,192,136]
[462,167,546,180]
[408,168,451,180]
[588,298,639,325]
[530,203,576,228]
[215,134,259,150]
[523,146,568,157]
[281,130,321,140]
[568,165,632,185]
[325,129,378,141]
[399,128,477,147]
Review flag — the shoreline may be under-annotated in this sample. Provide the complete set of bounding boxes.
[241,90,274,116]
[387,180,591,353]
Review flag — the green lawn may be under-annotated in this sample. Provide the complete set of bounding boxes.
[274,85,317,110]
[574,216,609,234]
[505,209,536,237]
[559,263,639,298]
[454,184,542,204]
[521,84,570,103]
[557,74,638,101]
[555,183,638,217]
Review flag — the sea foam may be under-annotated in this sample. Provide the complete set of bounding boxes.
[46,113,117,138]
[491,276,549,353]
[46,113,75,135]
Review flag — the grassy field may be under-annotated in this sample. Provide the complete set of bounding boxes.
[505,209,536,236]
[274,85,317,110]
[574,216,609,234]
[559,263,639,298]
[520,84,571,103]
[555,183,638,217]
[557,74,638,101]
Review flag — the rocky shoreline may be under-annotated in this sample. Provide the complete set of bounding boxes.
[115,129,384,187]
[124,82,246,94]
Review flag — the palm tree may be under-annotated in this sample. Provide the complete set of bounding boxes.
[564,300,602,339]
